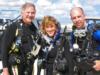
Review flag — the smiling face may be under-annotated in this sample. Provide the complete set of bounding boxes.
[45,23,57,37]
[41,16,58,38]
[21,3,36,25]
[70,7,86,29]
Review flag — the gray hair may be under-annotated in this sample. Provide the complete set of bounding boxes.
[21,2,36,11]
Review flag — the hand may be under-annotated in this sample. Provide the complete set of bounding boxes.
[93,60,100,71]
[2,68,10,75]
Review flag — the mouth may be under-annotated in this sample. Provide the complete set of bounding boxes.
[48,32,53,34]
[76,21,81,24]
[47,31,55,35]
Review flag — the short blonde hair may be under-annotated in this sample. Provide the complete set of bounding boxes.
[40,16,60,34]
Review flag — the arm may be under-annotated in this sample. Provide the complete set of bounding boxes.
[1,23,17,74]
[2,68,10,75]
[93,60,100,71]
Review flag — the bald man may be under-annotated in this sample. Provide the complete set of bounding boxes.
[70,7,100,75]
[70,7,86,29]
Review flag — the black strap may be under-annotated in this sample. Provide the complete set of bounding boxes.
[55,26,67,58]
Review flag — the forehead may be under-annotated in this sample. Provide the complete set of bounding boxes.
[45,22,56,27]
[71,13,85,21]
[24,6,35,11]
[70,8,84,16]
[72,12,83,18]
[71,10,83,14]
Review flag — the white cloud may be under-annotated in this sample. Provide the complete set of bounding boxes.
[84,5,94,11]
[52,10,64,15]
[83,5,99,17]
[0,0,25,6]
[87,0,100,5]
[35,0,73,25]
[36,0,72,20]
[86,11,99,17]
[72,0,82,7]
[36,0,52,6]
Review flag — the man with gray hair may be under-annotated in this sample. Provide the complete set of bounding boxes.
[2,2,40,75]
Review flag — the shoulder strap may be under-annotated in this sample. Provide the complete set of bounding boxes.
[58,26,66,50]
[15,23,23,37]
[55,28,67,58]
[9,22,23,53]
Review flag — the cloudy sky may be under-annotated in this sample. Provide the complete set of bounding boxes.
[35,0,100,24]
[0,0,100,25]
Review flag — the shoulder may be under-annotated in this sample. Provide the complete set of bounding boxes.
[6,21,19,30]
[3,21,19,37]
[30,22,38,32]
[87,23,94,32]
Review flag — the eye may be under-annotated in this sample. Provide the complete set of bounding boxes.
[77,16,81,18]
[72,17,76,20]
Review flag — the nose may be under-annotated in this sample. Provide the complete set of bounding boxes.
[75,17,79,22]
[47,27,52,31]
[28,12,33,16]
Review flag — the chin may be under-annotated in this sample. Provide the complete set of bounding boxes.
[77,26,82,29]
[48,34,54,37]
[49,35,54,37]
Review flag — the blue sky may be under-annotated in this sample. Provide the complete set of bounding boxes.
[0,0,100,25]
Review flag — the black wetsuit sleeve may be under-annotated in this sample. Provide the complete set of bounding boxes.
[64,38,74,75]
[1,23,17,68]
